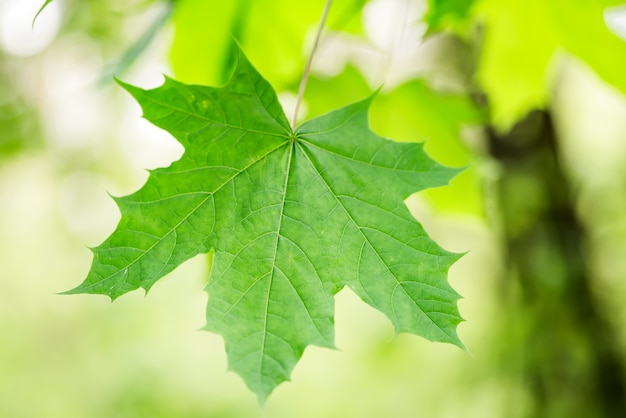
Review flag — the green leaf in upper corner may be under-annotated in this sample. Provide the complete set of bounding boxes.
[475,0,560,132]
[67,48,464,402]
[33,0,53,28]
[474,0,626,131]
[549,0,626,95]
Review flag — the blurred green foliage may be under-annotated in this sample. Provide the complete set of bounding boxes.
[470,0,626,130]
[0,56,42,156]
[426,0,476,33]
[170,0,365,88]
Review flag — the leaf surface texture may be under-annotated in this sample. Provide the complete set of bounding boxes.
[70,49,463,401]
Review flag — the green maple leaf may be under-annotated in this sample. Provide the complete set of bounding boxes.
[68,49,464,402]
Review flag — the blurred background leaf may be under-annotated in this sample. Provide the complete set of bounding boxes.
[474,0,559,131]
[425,0,477,34]
[170,0,366,88]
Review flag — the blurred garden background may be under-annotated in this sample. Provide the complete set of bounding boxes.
[3,0,626,416]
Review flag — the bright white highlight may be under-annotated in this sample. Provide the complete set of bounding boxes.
[604,5,626,41]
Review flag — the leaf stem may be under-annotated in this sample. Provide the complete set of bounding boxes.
[292,0,333,130]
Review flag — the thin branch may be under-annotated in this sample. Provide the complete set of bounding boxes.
[292,0,333,130]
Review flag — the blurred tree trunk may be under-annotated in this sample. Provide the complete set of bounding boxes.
[487,110,626,417]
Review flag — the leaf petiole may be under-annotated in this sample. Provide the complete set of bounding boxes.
[292,0,333,130]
